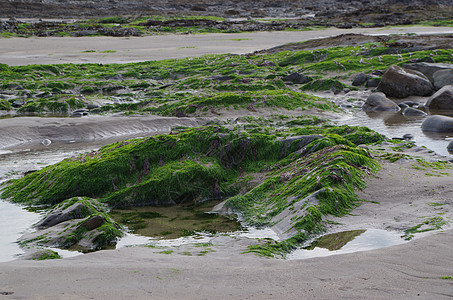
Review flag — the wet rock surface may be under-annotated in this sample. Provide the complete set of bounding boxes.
[18,197,122,258]
[377,65,433,99]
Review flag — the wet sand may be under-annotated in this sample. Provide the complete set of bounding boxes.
[0,229,452,299]
[1,26,453,66]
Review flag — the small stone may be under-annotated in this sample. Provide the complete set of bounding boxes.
[41,139,51,146]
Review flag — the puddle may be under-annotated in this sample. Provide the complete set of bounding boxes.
[0,200,41,262]
[287,229,406,260]
[110,201,242,239]
[338,108,453,158]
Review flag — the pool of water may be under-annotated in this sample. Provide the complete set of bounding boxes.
[287,229,406,260]
[338,108,453,159]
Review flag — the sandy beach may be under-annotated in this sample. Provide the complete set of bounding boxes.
[1,26,453,299]
[1,26,453,66]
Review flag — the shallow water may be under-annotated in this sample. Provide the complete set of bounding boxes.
[287,229,406,260]
[0,200,41,262]
[338,108,453,158]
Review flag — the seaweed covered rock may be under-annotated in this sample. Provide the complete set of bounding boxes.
[362,92,399,112]
[19,197,122,251]
[377,65,433,98]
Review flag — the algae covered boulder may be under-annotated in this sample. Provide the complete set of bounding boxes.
[19,197,123,251]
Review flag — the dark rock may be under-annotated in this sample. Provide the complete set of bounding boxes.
[433,69,453,90]
[12,99,25,107]
[398,103,409,109]
[402,62,453,83]
[36,198,95,228]
[400,101,419,107]
[79,215,105,230]
[86,103,100,110]
[377,65,433,98]
[425,85,453,111]
[402,107,427,117]
[209,75,232,81]
[365,76,380,88]
[191,4,206,11]
[403,134,414,140]
[447,141,453,154]
[352,73,367,86]
[282,72,309,84]
[362,92,400,112]
[422,115,453,133]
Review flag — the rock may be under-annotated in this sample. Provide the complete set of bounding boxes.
[448,141,453,154]
[365,76,380,88]
[79,215,105,230]
[421,115,453,133]
[12,99,25,107]
[398,103,409,109]
[377,65,433,98]
[433,69,453,90]
[425,85,453,111]
[402,62,453,83]
[352,73,367,86]
[41,139,52,146]
[362,92,400,112]
[70,112,83,117]
[402,107,427,117]
[86,103,100,110]
[36,198,96,228]
[403,134,414,140]
[282,72,309,84]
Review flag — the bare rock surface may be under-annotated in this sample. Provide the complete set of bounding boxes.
[377,65,433,98]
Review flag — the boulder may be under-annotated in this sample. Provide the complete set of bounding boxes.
[425,85,453,111]
[365,76,380,88]
[433,69,453,90]
[448,141,453,154]
[36,197,95,228]
[377,65,433,98]
[362,92,400,112]
[402,62,453,83]
[402,107,427,117]
[421,115,453,133]
[352,73,367,86]
[282,72,309,84]
[79,215,105,230]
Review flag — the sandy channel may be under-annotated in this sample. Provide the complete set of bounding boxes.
[1,26,453,66]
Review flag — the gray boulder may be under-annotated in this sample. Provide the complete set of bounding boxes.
[433,69,453,90]
[425,85,453,111]
[362,92,400,112]
[448,141,453,154]
[377,65,433,98]
[36,197,96,228]
[352,73,367,86]
[283,72,309,84]
[402,107,427,117]
[421,115,453,133]
[402,62,453,83]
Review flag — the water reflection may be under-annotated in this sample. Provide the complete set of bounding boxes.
[287,229,406,260]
